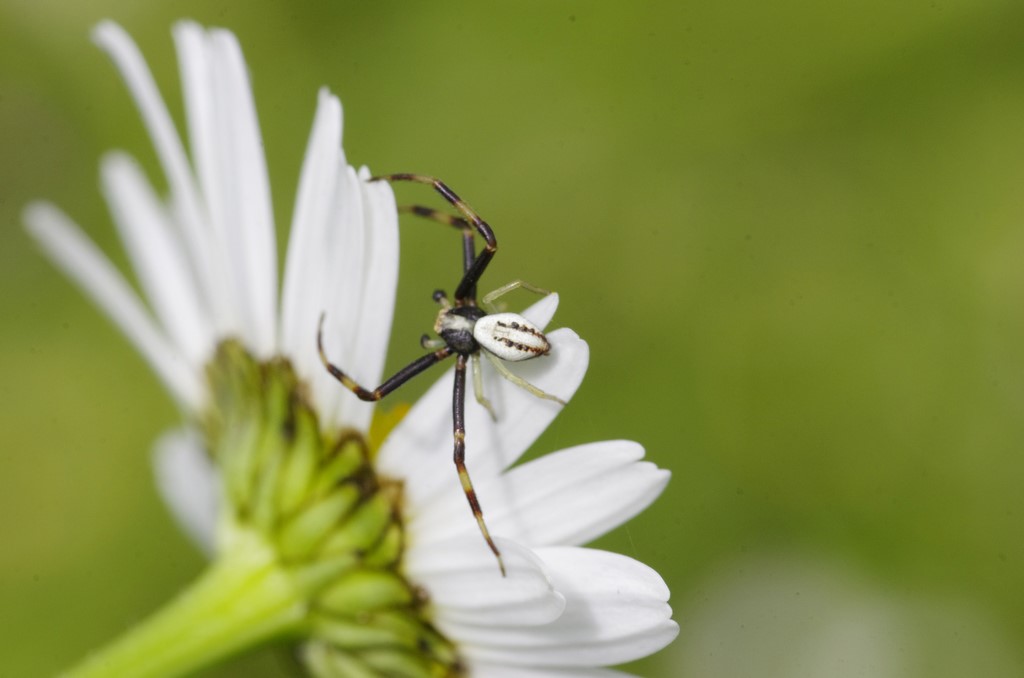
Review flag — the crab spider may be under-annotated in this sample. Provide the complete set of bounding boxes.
[318,174,565,576]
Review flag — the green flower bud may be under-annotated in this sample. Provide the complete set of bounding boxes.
[62,342,462,678]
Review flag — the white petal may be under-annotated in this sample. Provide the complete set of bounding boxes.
[213,27,277,356]
[279,91,392,432]
[101,152,211,366]
[377,321,589,516]
[313,164,371,428]
[280,88,342,378]
[409,537,565,627]
[413,440,670,548]
[170,21,235,338]
[467,664,637,678]
[24,202,203,409]
[152,427,220,553]
[339,166,399,433]
[176,24,277,356]
[452,547,678,667]
[519,291,559,329]
[467,325,589,473]
[93,21,225,338]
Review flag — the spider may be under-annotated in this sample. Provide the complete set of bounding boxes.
[317,174,566,576]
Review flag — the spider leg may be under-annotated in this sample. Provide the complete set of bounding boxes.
[453,354,506,576]
[432,289,451,308]
[399,205,476,284]
[318,313,452,400]
[482,279,552,314]
[483,351,567,405]
[472,353,498,421]
[399,204,470,231]
[372,174,496,303]
[420,333,446,350]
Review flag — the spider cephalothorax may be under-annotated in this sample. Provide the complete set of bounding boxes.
[434,302,486,355]
[318,174,564,575]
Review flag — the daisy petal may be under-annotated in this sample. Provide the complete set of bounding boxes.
[315,165,398,432]
[173,21,235,337]
[409,537,565,627]
[315,165,371,428]
[212,28,277,357]
[451,547,678,667]
[519,291,559,329]
[413,440,670,548]
[340,167,399,433]
[93,21,225,335]
[24,202,203,408]
[468,326,589,474]
[177,24,277,356]
[101,152,210,366]
[467,663,638,678]
[492,441,668,547]
[152,427,220,554]
[279,91,384,431]
[280,88,343,383]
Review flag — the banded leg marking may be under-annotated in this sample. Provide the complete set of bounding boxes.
[453,354,506,576]
[399,204,476,281]
[318,313,452,401]
[372,174,497,302]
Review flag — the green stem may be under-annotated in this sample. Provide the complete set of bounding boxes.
[62,529,306,678]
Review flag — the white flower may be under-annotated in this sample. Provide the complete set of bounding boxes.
[27,20,398,435]
[26,20,678,677]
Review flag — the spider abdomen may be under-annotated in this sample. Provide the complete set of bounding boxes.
[474,312,550,361]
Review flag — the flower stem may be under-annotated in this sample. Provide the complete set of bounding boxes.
[62,528,305,678]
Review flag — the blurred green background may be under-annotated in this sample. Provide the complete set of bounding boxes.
[4,1,1024,676]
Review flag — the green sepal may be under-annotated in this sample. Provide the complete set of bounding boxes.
[360,647,438,678]
[278,485,361,561]
[321,489,397,556]
[363,523,404,568]
[318,568,413,615]
[303,642,380,678]
[277,408,320,515]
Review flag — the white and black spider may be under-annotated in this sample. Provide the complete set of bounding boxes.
[317,174,564,575]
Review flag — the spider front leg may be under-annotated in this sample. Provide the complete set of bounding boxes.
[420,334,446,350]
[317,313,452,400]
[399,205,476,281]
[399,204,470,232]
[372,174,497,303]
[453,354,506,576]
[482,279,552,314]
